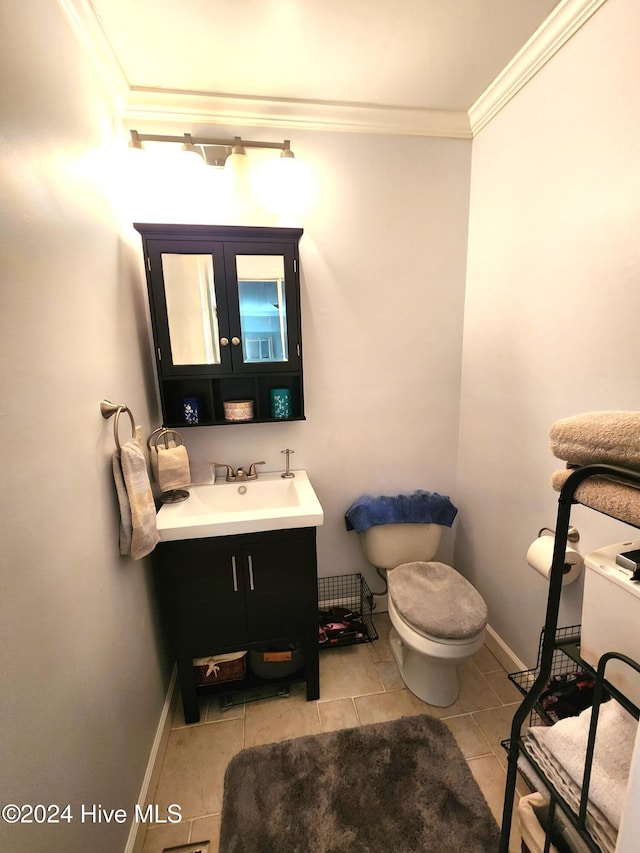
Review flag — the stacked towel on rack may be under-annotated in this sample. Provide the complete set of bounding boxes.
[521,700,637,853]
[113,439,159,560]
[551,466,640,528]
[549,412,640,524]
[151,440,191,492]
[550,411,640,469]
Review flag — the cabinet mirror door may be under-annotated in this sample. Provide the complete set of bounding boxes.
[162,252,222,366]
[235,254,290,366]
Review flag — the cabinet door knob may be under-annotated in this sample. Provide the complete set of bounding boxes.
[231,555,238,592]
[231,336,241,346]
[247,555,255,590]
[220,337,229,347]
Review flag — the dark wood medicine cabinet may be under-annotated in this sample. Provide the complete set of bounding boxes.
[134,223,305,427]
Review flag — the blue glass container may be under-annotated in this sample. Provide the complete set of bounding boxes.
[270,387,292,419]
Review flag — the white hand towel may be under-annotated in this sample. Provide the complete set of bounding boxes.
[113,439,159,560]
[156,444,191,492]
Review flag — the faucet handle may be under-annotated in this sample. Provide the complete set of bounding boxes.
[247,461,266,478]
[212,462,235,482]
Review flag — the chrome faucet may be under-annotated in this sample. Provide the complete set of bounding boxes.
[236,461,266,481]
[213,461,265,482]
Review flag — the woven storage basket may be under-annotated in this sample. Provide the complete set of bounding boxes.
[193,651,247,686]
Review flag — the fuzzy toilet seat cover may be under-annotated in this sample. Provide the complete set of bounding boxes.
[388,561,488,640]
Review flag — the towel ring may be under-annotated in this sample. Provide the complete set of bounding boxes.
[148,426,184,451]
[100,400,136,451]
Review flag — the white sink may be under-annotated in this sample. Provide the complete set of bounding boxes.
[156,470,324,540]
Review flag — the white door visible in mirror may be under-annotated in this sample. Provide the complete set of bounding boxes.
[162,253,221,365]
[236,254,288,364]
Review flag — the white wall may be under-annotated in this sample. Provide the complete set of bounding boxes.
[457,0,640,666]
[0,1,168,850]
[149,128,473,594]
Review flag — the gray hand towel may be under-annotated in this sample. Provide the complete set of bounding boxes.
[113,439,159,559]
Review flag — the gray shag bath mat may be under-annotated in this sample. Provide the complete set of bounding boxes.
[219,713,500,853]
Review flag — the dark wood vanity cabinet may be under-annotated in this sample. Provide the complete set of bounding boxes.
[134,223,305,427]
[153,527,320,723]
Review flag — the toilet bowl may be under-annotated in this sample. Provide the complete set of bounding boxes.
[359,522,488,707]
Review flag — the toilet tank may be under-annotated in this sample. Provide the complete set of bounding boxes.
[358,523,442,569]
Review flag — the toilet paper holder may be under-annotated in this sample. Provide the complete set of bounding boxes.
[538,525,580,544]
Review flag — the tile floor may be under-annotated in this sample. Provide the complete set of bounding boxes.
[140,612,528,853]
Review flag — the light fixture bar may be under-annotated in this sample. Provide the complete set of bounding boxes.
[129,130,292,154]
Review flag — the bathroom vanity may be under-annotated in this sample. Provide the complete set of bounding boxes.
[134,223,304,426]
[154,528,319,723]
[152,472,324,723]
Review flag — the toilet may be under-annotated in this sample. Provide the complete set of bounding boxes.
[359,522,488,707]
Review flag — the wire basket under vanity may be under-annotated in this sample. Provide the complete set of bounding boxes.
[317,573,378,649]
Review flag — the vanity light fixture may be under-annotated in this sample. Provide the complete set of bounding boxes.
[127,130,310,219]
[128,129,297,167]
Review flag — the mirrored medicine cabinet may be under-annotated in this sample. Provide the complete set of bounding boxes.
[135,223,304,427]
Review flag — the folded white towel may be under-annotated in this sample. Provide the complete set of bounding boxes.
[113,440,159,560]
[527,700,636,830]
[154,444,191,492]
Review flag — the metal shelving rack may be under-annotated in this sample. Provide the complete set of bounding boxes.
[500,464,640,853]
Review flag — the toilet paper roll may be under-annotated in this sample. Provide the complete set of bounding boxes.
[526,536,583,585]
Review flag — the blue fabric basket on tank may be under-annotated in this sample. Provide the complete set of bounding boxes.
[344,490,458,533]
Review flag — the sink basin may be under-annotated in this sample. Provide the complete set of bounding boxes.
[156,470,324,540]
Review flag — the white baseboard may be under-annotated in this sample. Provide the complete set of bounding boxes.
[485,624,528,675]
[124,666,177,853]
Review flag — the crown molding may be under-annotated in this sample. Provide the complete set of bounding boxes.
[61,0,607,140]
[468,0,608,134]
[124,88,473,139]
[57,0,129,110]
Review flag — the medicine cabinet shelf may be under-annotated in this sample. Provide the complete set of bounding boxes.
[159,373,305,427]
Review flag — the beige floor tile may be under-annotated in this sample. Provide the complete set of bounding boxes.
[427,659,503,718]
[484,669,524,704]
[172,691,245,728]
[354,687,428,725]
[375,658,403,691]
[141,820,191,853]
[205,696,245,724]
[190,814,221,853]
[317,697,359,732]
[444,714,493,759]
[319,643,384,700]
[367,612,393,663]
[467,755,521,853]
[154,718,244,820]
[473,644,503,674]
[472,703,521,769]
[244,682,322,747]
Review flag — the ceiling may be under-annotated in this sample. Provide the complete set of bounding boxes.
[80,0,599,137]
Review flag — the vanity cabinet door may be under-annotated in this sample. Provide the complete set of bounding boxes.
[242,529,318,642]
[222,241,301,375]
[144,238,232,378]
[154,538,249,653]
